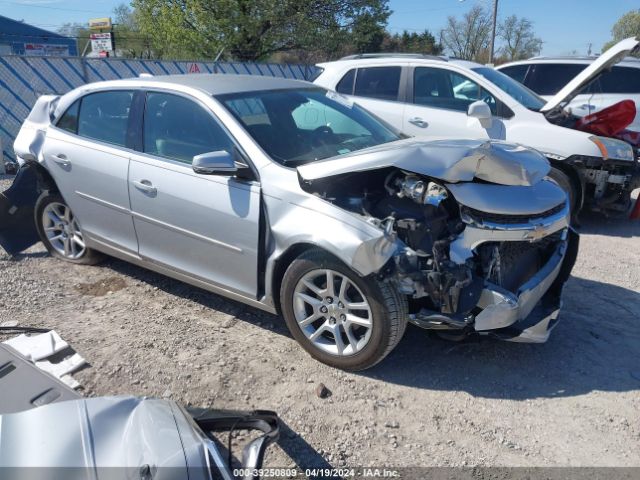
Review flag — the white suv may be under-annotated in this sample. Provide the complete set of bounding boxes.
[314,39,640,217]
[497,56,640,131]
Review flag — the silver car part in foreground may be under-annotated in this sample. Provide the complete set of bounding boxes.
[0,396,279,480]
[5,76,579,367]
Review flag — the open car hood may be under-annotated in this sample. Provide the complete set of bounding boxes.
[540,36,640,114]
[297,138,550,186]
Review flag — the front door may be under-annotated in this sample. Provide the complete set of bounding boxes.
[128,91,261,297]
[403,66,505,140]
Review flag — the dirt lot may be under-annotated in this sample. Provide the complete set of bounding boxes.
[1,174,639,469]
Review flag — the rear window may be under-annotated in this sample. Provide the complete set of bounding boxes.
[527,64,586,95]
[354,67,401,101]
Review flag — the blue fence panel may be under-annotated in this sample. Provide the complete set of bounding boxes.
[0,55,319,164]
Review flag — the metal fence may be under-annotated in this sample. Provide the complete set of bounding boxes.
[0,56,317,163]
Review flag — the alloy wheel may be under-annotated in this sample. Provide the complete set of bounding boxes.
[42,202,86,260]
[293,269,373,356]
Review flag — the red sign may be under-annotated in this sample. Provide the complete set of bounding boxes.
[188,63,201,74]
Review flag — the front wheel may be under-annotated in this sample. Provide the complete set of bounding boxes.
[35,193,102,264]
[548,167,578,214]
[280,249,407,371]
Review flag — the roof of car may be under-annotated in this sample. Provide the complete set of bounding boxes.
[318,56,485,70]
[85,74,314,96]
[499,56,640,68]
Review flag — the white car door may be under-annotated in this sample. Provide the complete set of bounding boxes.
[335,65,406,130]
[402,66,505,140]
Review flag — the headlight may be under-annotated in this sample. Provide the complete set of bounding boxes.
[589,136,634,162]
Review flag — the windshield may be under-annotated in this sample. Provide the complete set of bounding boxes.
[472,67,546,111]
[218,88,401,166]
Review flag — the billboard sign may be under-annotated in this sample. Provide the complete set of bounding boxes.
[90,33,113,53]
[89,17,112,30]
[24,44,70,56]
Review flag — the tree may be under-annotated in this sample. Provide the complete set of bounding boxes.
[381,30,442,55]
[603,9,640,56]
[131,0,391,61]
[441,5,492,61]
[112,4,151,58]
[498,15,542,61]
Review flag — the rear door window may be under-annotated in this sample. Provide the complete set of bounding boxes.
[526,64,587,95]
[354,67,401,101]
[498,64,529,84]
[77,90,134,147]
[56,100,80,134]
[143,92,235,164]
[336,69,356,95]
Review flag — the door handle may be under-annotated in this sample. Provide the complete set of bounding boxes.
[133,180,157,195]
[408,117,429,128]
[52,154,70,167]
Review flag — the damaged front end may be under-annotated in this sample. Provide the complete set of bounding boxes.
[298,140,578,343]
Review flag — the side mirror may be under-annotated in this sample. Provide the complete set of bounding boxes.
[467,100,493,129]
[192,150,237,175]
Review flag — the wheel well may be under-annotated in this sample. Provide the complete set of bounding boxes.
[549,160,584,211]
[270,243,323,315]
[27,161,59,194]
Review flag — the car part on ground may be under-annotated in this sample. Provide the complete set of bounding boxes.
[313,37,640,218]
[0,396,280,480]
[4,75,577,370]
[0,343,80,414]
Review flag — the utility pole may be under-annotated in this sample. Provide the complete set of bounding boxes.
[489,0,498,64]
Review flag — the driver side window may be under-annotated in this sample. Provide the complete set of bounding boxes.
[143,92,235,164]
[414,67,497,115]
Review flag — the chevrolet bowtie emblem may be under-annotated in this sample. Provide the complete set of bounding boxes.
[524,224,548,241]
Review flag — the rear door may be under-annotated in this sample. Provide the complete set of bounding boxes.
[41,90,139,254]
[127,90,261,297]
[403,66,506,139]
[335,66,406,129]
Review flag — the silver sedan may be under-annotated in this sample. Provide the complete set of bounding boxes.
[6,74,578,370]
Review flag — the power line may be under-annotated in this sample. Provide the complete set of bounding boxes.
[0,0,108,14]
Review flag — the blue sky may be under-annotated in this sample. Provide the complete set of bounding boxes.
[1,0,637,55]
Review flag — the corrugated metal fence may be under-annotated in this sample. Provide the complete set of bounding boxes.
[0,56,317,163]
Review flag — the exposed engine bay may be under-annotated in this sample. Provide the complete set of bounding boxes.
[301,167,576,337]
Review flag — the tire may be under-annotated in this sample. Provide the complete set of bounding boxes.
[35,192,102,265]
[280,249,408,371]
[548,167,577,214]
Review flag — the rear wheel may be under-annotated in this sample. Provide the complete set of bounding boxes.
[280,249,407,371]
[35,193,102,264]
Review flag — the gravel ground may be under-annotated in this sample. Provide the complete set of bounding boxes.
[1,173,639,469]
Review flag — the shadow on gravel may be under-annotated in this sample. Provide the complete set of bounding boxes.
[362,275,640,400]
[578,211,640,238]
[103,257,288,334]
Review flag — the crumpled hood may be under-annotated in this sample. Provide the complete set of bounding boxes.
[297,138,550,186]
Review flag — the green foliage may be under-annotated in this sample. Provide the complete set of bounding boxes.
[603,9,640,56]
[381,30,443,55]
[131,0,390,61]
